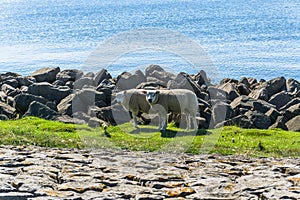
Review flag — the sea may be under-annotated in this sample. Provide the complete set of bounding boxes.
[0,0,299,82]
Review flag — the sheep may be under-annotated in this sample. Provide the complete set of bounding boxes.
[115,89,151,128]
[145,89,198,131]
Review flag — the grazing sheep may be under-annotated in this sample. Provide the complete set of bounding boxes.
[145,89,198,131]
[115,89,151,128]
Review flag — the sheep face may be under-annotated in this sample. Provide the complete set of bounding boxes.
[146,91,159,104]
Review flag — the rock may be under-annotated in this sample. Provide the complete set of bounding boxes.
[136,82,166,90]
[286,78,300,94]
[52,80,65,87]
[249,87,269,101]
[168,72,202,97]
[286,116,300,132]
[30,67,60,83]
[237,83,251,95]
[97,104,130,126]
[73,77,95,90]
[0,114,9,120]
[263,76,286,97]
[218,82,240,101]
[13,93,49,114]
[246,111,271,129]
[145,64,175,84]
[16,76,36,87]
[217,115,255,129]
[268,91,291,109]
[283,103,300,122]
[269,116,288,130]
[1,79,19,89]
[116,70,146,90]
[56,69,83,82]
[265,108,281,124]
[58,88,106,115]
[94,69,112,86]
[211,102,234,126]
[24,101,59,120]
[279,98,300,111]
[194,70,210,86]
[1,84,16,95]
[208,86,228,100]
[27,82,72,104]
[0,101,16,119]
[88,117,107,128]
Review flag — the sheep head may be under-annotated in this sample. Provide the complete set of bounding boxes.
[145,90,160,104]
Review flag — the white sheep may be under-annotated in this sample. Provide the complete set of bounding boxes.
[115,89,151,128]
[145,89,198,131]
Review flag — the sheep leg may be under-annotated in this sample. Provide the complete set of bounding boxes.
[192,116,198,131]
[186,114,190,131]
[131,112,138,128]
[161,114,167,131]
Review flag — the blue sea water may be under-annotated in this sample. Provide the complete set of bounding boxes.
[0,0,299,82]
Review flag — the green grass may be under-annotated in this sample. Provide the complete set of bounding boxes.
[0,117,299,157]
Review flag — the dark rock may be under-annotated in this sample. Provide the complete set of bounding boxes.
[0,114,9,120]
[286,78,300,94]
[249,87,269,101]
[194,70,210,86]
[0,91,7,102]
[30,67,60,83]
[216,115,255,129]
[269,116,288,130]
[237,83,251,95]
[167,72,202,96]
[145,64,175,84]
[88,117,107,128]
[57,94,75,116]
[218,82,240,101]
[16,76,36,87]
[73,77,95,90]
[6,96,14,107]
[238,77,250,88]
[94,69,112,86]
[1,79,19,89]
[65,81,74,89]
[0,72,21,81]
[265,108,281,124]
[269,91,291,110]
[252,100,275,114]
[280,98,300,111]
[220,78,238,85]
[24,101,58,120]
[56,69,83,82]
[27,82,71,103]
[116,70,146,90]
[0,101,16,119]
[7,89,21,98]
[52,80,65,87]
[96,87,112,105]
[97,104,130,125]
[14,93,49,114]
[263,76,286,97]
[285,116,300,131]
[246,111,272,129]
[97,79,115,90]
[1,84,16,95]
[283,103,300,122]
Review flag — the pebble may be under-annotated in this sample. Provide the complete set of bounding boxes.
[0,145,299,199]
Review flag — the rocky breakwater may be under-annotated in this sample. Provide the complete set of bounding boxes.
[0,65,299,131]
[0,145,299,199]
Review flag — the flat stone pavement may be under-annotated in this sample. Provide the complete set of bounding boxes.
[0,145,299,200]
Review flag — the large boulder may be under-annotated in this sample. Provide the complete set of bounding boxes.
[58,88,107,115]
[283,103,300,122]
[97,104,130,126]
[115,70,146,90]
[167,72,203,98]
[286,78,300,94]
[24,101,58,120]
[211,102,234,127]
[246,111,272,129]
[27,82,72,103]
[249,88,269,101]
[268,91,291,110]
[207,86,228,100]
[30,67,60,83]
[94,69,112,86]
[194,70,210,86]
[280,98,300,111]
[73,77,95,90]
[218,82,239,101]
[255,77,286,98]
[0,101,16,119]
[237,83,251,95]
[13,93,49,114]
[16,76,36,87]
[145,65,175,84]
[285,116,300,132]
[56,69,83,82]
